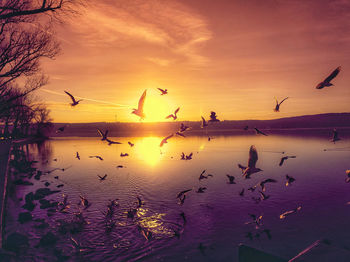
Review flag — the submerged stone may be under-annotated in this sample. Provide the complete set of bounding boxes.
[18,212,33,224]
[3,233,29,253]
[33,188,60,200]
[39,199,58,209]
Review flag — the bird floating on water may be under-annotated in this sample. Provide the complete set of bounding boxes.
[316,66,341,89]
[64,91,82,106]
[120,153,129,157]
[132,90,146,120]
[274,97,289,112]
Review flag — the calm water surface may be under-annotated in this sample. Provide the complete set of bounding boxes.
[6,134,350,261]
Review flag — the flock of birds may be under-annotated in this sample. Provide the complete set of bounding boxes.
[44,66,348,253]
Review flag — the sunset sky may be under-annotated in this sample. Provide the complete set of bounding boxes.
[39,0,350,123]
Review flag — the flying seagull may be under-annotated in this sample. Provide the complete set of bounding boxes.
[280,206,302,219]
[160,134,173,147]
[199,170,213,180]
[201,116,208,128]
[97,128,108,141]
[64,91,82,106]
[180,123,191,132]
[106,138,122,145]
[157,87,168,95]
[128,141,134,147]
[345,170,350,183]
[254,128,268,136]
[166,107,180,120]
[274,97,289,112]
[239,145,263,179]
[76,152,80,160]
[259,178,277,191]
[316,66,341,89]
[89,155,103,161]
[226,174,236,184]
[132,90,146,120]
[56,125,68,133]
[279,156,296,166]
[285,175,296,186]
[98,174,107,181]
[176,189,192,199]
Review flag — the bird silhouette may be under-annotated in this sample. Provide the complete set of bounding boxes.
[120,153,129,157]
[79,195,91,209]
[209,111,220,122]
[176,189,192,199]
[98,174,107,181]
[132,90,146,119]
[226,174,236,184]
[280,206,302,219]
[160,134,173,147]
[274,97,289,112]
[157,87,168,95]
[259,178,277,191]
[128,141,134,147]
[97,128,108,141]
[345,170,350,183]
[259,191,270,201]
[180,123,191,132]
[175,131,186,137]
[56,125,68,133]
[199,170,213,180]
[64,91,82,106]
[239,188,245,196]
[76,152,80,160]
[178,194,186,205]
[279,156,296,166]
[201,116,208,128]
[245,214,263,229]
[89,155,103,161]
[196,187,207,193]
[254,128,268,136]
[316,66,341,89]
[240,145,263,179]
[106,138,122,145]
[285,175,296,186]
[331,128,341,143]
[166,107,180,120]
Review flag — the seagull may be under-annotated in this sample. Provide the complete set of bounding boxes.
[247,185,257,192]
[316,66,341,89]
[157,87,168,95]
[137,196,144,208]
[98,174,107,181]
[285,175,296,186]
[89,155,103,161]
[201,116,208,128]
[97,128,108,141]
[76,152,80,160]
[120,153,129,157]
[209,111,220,122]
[180,123,191,132]
[186,153,193,160]
[166,107,180,120]
[160,134,173,147]
[259,191,270,201]
[180,212,186,224]
[79,195,91,209]
[176,189,192,199]
[238,164,246,173]
[128,141,134,147]
[345,170,350,183]
[239,188,245,196]
[279,156,296,166]
[196,187,207,193]
[56,125,68,133]
[106,138,122,145]
[64,91,82,106]
[259,178,277,192]
[176,131,185,137]
[280,206,302,219]
[331,128,341,143]
[254,128,268,136]
[245,214,263,229]
[199,170,213,180]
[226,174,236,184]
[132,90,147,120]
[180,152,185,160]
[240,145,263,179]
[274,97,289,112]
[178,195,186,205]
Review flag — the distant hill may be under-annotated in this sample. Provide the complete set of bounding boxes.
[52,113,350,137]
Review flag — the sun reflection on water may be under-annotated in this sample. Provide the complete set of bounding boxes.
[135,137,166,166]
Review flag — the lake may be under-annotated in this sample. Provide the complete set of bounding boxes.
[4,132,350,261]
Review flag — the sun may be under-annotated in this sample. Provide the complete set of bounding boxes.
[142,92,173,122]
